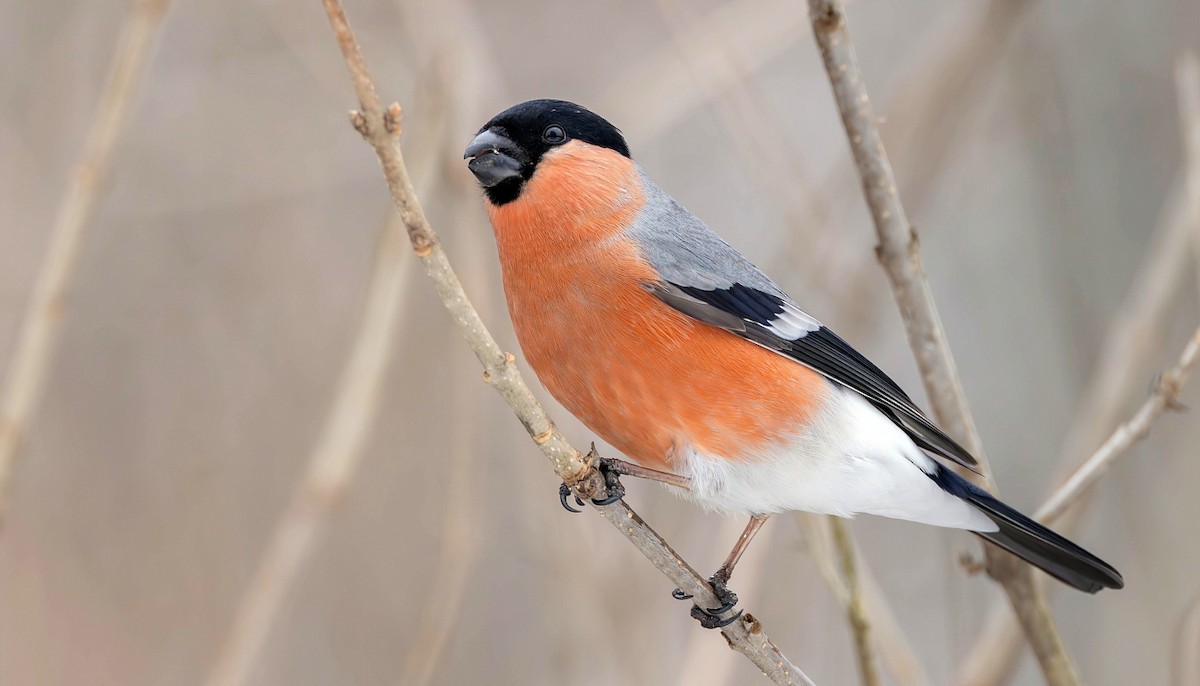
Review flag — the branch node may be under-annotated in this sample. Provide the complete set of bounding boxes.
[906,225,921,253]
[532,427,554,445]
[384,102,403,135]
[958,552,986,576]
[812,2,842,31]
[411,237,433,257]
[349,110,368,137]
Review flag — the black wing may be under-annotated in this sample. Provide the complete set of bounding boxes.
[646,280,979,471]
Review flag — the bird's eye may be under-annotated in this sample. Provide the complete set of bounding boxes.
[542,125,566,144]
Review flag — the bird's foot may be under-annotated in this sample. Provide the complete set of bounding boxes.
[558,447,626,513]
[590,456,627,506]
[673,571,742,629]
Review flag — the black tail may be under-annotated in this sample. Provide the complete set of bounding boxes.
[930,466,1124,593]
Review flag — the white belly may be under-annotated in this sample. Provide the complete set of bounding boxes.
[670,383,996,532]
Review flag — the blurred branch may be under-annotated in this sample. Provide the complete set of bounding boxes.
[203,211,417,686]
[1036,324,1200,522]
[603,0,820,140]
[795,515,931,686]
[805,2,1081,685]
[858,556,931,686]
[956,52,1200,686]
[1176,591,1200,686]
[885,0,1032,211]
[319,2,815,684]
[1180,53,1200,299]
[398,337,483,686]
[0,0,171,528]
[829,519,880,686]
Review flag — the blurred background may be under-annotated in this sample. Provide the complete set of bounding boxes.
[2,0,1199,684]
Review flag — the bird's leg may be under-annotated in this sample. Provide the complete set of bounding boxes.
[559,445,691,512]
[674,515,770,629]
[598,455,692,489]
[713,514,770,585]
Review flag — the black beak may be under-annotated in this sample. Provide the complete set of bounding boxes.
[464,130,522,187]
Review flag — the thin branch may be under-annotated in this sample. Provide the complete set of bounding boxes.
[795,515,930,686]
[807,0,991,483]
[857,557,931,686]
[805,2,1081,685]
[956,52,1200,686]
[673,519,776,686]
[0,0,171,527]
[955,181,1195,686]
[1036,324,1200,522]
[829,519,880,686]
[319,2,815,684]
[203,211,417,686]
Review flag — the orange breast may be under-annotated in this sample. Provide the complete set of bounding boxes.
[487,142,827,471]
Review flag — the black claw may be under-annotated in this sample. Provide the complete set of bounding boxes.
[684,573,741,629]
[590,457,626,506]
[591,492,623,506]
[691,606,743,629]
[671,588,693,601]
[705,598,738,615]
[559,483,583,513]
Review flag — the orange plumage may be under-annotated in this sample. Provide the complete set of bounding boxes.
[486,141,828,471]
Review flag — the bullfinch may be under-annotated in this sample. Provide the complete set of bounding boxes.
[463,99,1122,623]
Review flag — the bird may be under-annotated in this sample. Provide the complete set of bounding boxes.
[462,98,1123,625]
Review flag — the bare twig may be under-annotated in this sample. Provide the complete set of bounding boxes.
[673,518,776,686]
[956,54,1200,686]
[807,0,991,481]
[805,2,1082,684]
[0,0,171,527]
[320,2,815,684]
[203,211,417,686]
[795,515,930,686]
[857,559,931,686]
[829,519,880,686]
[1037,325,1200,522]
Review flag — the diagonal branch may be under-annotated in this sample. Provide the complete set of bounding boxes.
[0,0,172,528]
[319,2,814,684]
[203,211,417,686]
[1036,324,1200,523]
[956,51,1200,686]
[795,513,931,686]
[805,2,1082,684]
